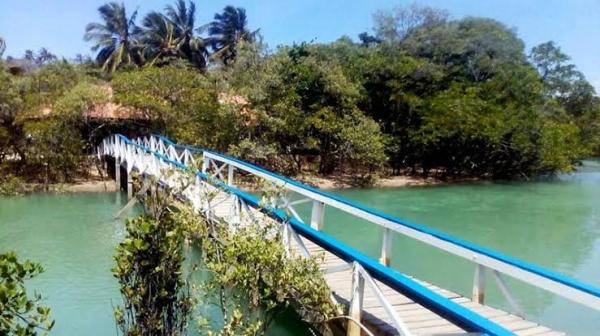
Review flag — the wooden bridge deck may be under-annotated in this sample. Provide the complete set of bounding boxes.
[206,187,564,336]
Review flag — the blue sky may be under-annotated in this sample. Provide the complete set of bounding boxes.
[1,0,599,91]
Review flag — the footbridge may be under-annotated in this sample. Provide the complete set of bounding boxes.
[99,134,600,336]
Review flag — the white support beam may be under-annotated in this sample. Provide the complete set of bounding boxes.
[126,173,133,200]
[202,156,209,174]
[492,270,525,317]
[115,158,121,189]
[473,264,486,304]
[347,262,365,336]
[310,200,325,230]
[379,228,393,266]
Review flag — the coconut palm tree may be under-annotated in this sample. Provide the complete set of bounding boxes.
[204,6,258,64]
[140,12,185,66]
[84,2,141,72]
[165,0,208,68]
[141,0,208,69]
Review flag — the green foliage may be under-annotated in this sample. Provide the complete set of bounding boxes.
[113,213,193,336]
[0,175,26,196]
[2,1,599,185]
[192,186,338,335]
[0,252,54,335]
[84,2,142,73]
[19,81,109,183]
[214,42,388,177]
[206,6,257,65]
[112,66,239,150]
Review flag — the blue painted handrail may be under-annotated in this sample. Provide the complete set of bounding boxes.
[153,134,600,301]
[114,134,513,335]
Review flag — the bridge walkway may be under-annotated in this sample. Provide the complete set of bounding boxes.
[210,191,563,336]
[101,134,600,336]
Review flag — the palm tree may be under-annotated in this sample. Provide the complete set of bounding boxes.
[140,12,185,66]
[204,6,258,64]
[165,0,208,68]
[141,0,208,68]
[84,2,141,72]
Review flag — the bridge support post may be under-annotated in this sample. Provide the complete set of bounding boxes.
[126,172,133,200]
[472,264,486,304]
[379,228,392,266]
[115,158,121,189]
[310,201,325,230]
[347,262,364,336]
[103,156,108,174]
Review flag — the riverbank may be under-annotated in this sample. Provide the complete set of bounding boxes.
[17,173,442,194]
[297,174,446,189]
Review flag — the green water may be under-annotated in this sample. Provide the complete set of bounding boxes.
[314,159,600,335]
[1,160,599,335]
[0,193,307,335]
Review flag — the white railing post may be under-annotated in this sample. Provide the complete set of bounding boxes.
[202,156,209,174]
[347,262,365,336]
[379,228,393,266]
[473,264,486,304]
[310,200,325,230]
[227,165,234,186]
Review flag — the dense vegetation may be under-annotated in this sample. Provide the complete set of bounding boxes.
[1,2,598,190]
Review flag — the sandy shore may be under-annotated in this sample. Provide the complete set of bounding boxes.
[297,174,444,189]
[23,171,442,194]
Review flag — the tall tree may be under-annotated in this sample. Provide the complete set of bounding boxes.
[530,41,595,115]
[141,0,208,68]
[84,2,141,73]
[205,6,258,64]
[141,12,185,65]
[24,48,57,66]
[165,0,208,68]
[373,3,448,44]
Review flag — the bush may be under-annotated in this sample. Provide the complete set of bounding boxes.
[0,174,26,196]
[0,252,54,335]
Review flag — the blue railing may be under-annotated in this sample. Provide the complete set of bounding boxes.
[153,134,600,304]
[111,134,514,335]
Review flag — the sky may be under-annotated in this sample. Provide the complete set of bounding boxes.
[1,0,599,91]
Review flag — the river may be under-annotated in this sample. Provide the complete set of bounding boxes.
[1,159,599,335]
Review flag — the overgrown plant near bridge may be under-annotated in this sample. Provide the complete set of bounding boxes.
[112,168,339,335]
[0,252,54,335]
[112,177,195,336]
[185,180,339,335]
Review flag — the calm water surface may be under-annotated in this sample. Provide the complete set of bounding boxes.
[1,159,599,335]
[0,192,306,335]
[318,159,600,335]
